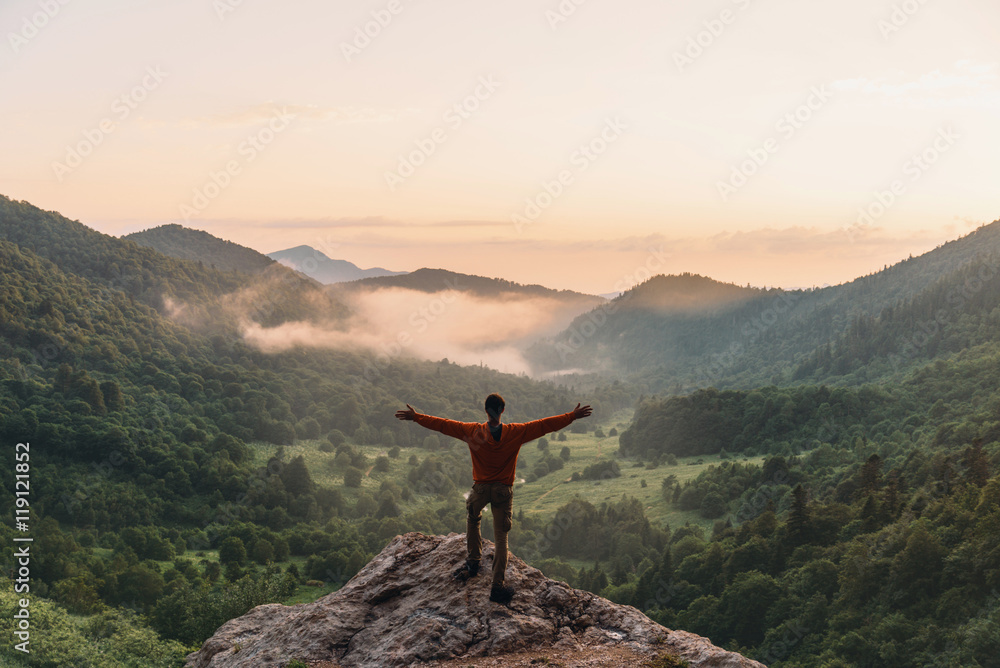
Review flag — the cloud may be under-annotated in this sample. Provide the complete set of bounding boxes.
[258,218,510,230]
[149,103,419,129]
[832,60,1000,108]
[239,287,600,376]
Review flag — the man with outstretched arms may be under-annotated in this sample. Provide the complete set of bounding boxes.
[396,393,592,604]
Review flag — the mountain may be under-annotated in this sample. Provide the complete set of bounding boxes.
[187,532,764,668]
[339,267,605,302]
[9,192,1000,668]
[124,224,277,275]
[0,196,245,304]
[0,194,602,665]
[268,245,405,283]
[332,268,608,350]
[792,249,1000,384]
[527,221,1000,390]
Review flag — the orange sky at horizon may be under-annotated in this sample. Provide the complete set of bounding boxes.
[1,0,998,293]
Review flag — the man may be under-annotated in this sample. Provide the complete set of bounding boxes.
[395,393,592,604]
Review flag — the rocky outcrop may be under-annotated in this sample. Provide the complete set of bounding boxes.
[187,533,765,668]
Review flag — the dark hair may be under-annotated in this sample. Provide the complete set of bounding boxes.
[484,393,505,420]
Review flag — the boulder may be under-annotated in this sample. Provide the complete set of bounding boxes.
[187,532,765,668]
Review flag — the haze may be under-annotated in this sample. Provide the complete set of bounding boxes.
[241,286,601,376]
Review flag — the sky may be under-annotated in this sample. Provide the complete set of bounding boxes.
[1,0,998,294]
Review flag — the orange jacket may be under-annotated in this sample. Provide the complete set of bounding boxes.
[413,412,575,484]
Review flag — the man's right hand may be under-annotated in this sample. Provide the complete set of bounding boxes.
[571,403,592,420]
[395,404,417,421]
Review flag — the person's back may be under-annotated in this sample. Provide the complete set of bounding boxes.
[396,393,591,603]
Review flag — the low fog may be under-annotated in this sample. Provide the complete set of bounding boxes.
[240,286,602,376]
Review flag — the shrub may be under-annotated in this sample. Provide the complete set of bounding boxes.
[344,467,363,488]
[219,536,247,566]
[582,460,620,480]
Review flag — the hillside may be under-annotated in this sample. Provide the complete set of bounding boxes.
[528,220,1000,390]
[0,195,246,306]
[5,194,1000,668]
[268,245,405,283]
[124,224,278,275]
[0,195,617,667]
[0,196,345,328]
[792,250,1000,384]
[187,532,763,668]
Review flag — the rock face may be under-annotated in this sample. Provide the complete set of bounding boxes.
[187,533,766,668]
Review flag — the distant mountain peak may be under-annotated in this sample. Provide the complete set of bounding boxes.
[267,245,405,284]
[341,267,604,301]
[619,272,762,312]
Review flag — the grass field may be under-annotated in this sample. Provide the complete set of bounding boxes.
[510,410,767,531]
[248,409,767,534]
[210,412,773,606]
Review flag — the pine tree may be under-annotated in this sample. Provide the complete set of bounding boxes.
[788,484,811,544]
[964,439,990,487]
[859,454,883,495]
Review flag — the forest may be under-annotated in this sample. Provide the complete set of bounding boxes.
[1,195,999,667]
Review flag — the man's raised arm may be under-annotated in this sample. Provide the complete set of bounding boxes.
[520,403,593,442]
[395,404,470,441]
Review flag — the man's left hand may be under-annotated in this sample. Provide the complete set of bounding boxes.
[395,404,418,421]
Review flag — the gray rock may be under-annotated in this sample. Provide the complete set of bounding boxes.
[187,533,766,668]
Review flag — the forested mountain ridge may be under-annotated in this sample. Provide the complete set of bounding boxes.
[0,196,629,666]
[338,266,605,303]
[0,195,346,328]
[792,251,1000,385]
[0,195,246,307]
[528,220,1000,391]
[125,224,279,276]
[4,193,1000,668]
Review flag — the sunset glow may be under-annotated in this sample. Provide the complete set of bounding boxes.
[2,0,998,292]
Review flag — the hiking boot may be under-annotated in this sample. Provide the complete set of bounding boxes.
[489,583,515,604]
[454,559,480,582]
